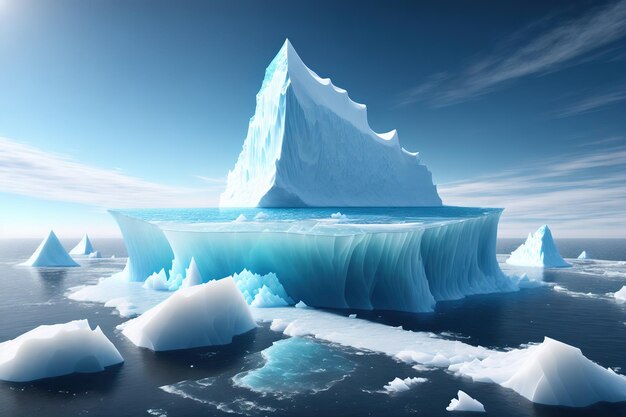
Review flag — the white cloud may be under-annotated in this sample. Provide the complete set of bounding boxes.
[402,1,626,107]
[439,146,626,238]
[0,137,221,208]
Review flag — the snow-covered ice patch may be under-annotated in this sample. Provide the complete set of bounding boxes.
[0,320,122,382]
[120,278,256,351]
[446,390,485,412]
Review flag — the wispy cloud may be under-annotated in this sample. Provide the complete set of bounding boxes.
[402,1,626,107]
[553,88,626,118]
[438,145,626,238]
[0,137,222,208]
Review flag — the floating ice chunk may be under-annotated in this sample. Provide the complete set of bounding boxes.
[22,230,79,267]
[506,225,571,268]
[348,314,357,319]
[121,278,256,351]
[254,212,269,220]
[70,234,96,256]
[232,269,293,307]
[383,376,428,394]
[234,214,247,222]
[295,301,310,309]
[88,250,102,258]
[181,257,203,288]
[578,251,589,260]
[143,269,172,291]
[330,212,347,220]
[232,338,354,396]
[0,319,123,382]
[446,390,485,412]
[450,337,626,407]
[614,286,626,303]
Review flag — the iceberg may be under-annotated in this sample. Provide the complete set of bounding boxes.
[614,286,626,303]
[450,337,626,407]
[506,225,571,268]
[232,269,293,307]
[578,251,589,260]
[219,39,441,208]
[22,230,79,267]
[70,233,96,256]
[121,277,256,351]
[88,250,102,258]
[446,391,485,412]
[109,207,515,313]
[383,376,428,394]
[0,320,123,382]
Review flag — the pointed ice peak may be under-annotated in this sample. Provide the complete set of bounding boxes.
[182,257,203,288]
[70,234,96,256]
[22,230,79,267]
[507,224,570,268]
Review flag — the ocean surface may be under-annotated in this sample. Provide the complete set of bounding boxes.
[1,237,626,417]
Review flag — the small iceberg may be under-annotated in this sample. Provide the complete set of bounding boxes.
[446,390,485,412]
[22,230,79,267]
[70,234,97,256]
[88,250,102,259]
[506,225,570,268]
[121,277,256,351]
[614,286,626,303]
[383,376,428,394]
[0,319,123,382]
[450,337,626,407]
[233,269,293,307]
[577,251,589,260]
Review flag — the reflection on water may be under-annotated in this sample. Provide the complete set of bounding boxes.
[32,269,68,298]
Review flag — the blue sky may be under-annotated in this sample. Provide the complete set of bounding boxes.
[0,0,625,238]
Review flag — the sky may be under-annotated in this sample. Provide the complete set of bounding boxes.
[0,0,625,238]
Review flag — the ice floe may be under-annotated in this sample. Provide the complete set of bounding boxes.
[446,390,485,412]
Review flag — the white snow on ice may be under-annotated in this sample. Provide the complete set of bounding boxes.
[0,319,122,382]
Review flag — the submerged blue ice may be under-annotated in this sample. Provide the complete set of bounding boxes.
[109,207,515,313]
[232,337,355,396]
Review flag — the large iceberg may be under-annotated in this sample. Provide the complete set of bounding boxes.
[506,225,571,268]
[0,320,123,382]
[22,230,79,267]
[70,233,96,256]
[450,337,626,407]
[121,277,256,351]
[109,207,515,313]
[219,39,441,208]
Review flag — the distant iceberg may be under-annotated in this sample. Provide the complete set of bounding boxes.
[121,277,256,351]
[577,251,589,260]
[506,225,571,268]
[450,337,626,407]
[88,250,102,258]
[70,234,96,256]
[22,230,79,267]
[0,320,122,382]
[220,40,441,208]
[446,390,485,412]
[383,376,428,394]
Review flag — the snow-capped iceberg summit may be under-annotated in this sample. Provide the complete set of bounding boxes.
[506,225,570,268]
[220,39,441,207]
[22,230,79,267]
[70,233,96,256]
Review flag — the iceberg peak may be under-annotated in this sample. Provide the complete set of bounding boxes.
[70,233,96,256]
[220,40,441,208]
[506,224,570,268]
[22,230,79,267]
